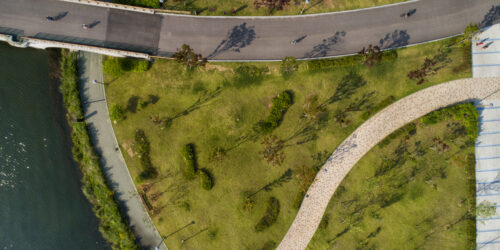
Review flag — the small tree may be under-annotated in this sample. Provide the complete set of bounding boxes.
[259,135,285,166]
[254,0,291,14]
[303,94,325,122]
[459,23,480,47]
[109,104,125,122]
[280,56,299,77]
[200,169,214,190]
[173,44,207,69]
[358,44,383,67]
[477,201,497,223]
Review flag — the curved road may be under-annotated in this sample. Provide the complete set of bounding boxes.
[278,77,500,250]
[0,0,498,60]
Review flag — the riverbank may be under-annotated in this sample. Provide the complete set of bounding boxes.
[56,49,137,249]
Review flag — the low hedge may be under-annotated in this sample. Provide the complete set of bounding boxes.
[258,90,294,133]
[307,49,398,71]
[58,49,137,249]
[255,197,280,232]
[181,144,197,180]
[200,168,214,190]
[134,129,158,180]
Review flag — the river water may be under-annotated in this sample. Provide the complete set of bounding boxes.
[0,43,107,249]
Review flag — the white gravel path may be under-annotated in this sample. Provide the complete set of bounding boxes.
[278,77,500,250]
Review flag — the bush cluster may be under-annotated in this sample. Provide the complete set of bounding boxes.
[103,57,149,77]
[420,103,478,140]
[200,168,214,190]
[258,90,293,133]
[233,65,269,88]
[110,104,125,122]
[361,96,396,121]
[255,197,280,232]
[134,129,158,180]
[58,49,137,249]
[181,144,197,180]
[280,56,299,77]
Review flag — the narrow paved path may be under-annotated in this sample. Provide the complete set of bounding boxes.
[278,77,500,250]
[78,51,166,250]
[0,0,498,60]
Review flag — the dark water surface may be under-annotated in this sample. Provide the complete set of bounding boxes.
[0,43,107,249]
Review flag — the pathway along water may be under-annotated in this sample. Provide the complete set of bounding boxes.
[0,43,108,249]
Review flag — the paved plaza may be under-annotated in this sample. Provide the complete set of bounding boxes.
[473,23,500,250]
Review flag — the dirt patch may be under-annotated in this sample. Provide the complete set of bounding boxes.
[122,142,135,158]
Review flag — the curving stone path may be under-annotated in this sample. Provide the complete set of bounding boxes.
[278,77,500,250]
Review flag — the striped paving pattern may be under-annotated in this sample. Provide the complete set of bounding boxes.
[474,23,500,250]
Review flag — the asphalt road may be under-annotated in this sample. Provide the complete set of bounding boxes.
[0,0,499,60]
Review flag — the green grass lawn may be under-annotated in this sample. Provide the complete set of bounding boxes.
[104,37,471,249]
[308,103,477,249]
[115,0,405,16]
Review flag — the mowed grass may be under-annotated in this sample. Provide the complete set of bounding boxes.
[104,37,471,249]
[308,105,477,249]
[116,0,405,16]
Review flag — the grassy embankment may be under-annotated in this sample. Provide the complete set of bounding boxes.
[308,103,478,249]
[58,49,137,249]
[104,36,473,249]
[114,0,404,16]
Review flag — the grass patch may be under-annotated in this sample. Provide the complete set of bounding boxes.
[115,0,405,16]
[308,103,478,249]
[57,49,137,249]
[105,36,471,249]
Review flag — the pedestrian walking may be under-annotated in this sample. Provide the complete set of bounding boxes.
[476,42,484,46]
[46,16,54,21]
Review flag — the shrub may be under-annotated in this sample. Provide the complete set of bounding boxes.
[233,65,269,88]
[181,144,197,180]
[200,168,214,190]
[109,104,125,122]
[103,57,124,78]
[361,96,396,121]
[255,197,280,232]
[258,90,293,133]
[134,129,158,179]
[103,57,150,77]
[280,56,298,77]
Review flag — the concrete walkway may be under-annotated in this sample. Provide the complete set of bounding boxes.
[278,77,500,250]
[473,23,500,250]
[78,51,166,250]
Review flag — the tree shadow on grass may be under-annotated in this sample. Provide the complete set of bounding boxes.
[164,87,223,125]
[208,23,256,58]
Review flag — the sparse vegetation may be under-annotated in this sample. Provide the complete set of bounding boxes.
[58,49,137,249]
